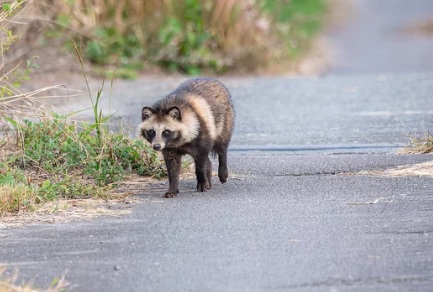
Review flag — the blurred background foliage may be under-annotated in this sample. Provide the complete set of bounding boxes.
[5,0,327,76]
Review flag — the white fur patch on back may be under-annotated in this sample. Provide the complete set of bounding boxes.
[186,95,217,140]
[215,116,226,138]
[167,110,200,143]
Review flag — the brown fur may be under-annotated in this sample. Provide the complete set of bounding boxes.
[139,78,235,198]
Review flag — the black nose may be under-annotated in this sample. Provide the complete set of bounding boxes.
[153,144,161,151]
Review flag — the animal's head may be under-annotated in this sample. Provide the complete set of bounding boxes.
[139,106,198,151]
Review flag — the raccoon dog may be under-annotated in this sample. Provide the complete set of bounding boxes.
[139,78,235,198]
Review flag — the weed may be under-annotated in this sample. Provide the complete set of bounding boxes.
[0,266,68,292]
[259,0,327,60]
[0,168,34,214]
[403,131,433,154]
[153,0,226,74]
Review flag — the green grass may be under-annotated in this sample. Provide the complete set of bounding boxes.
[0,111,165,215]
[261,0,327,58]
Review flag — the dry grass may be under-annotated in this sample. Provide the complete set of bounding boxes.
[0,194,135,228]
[55,0,272,69]
[1,0,82,121]
[356,161,433,178]
[401,131,433,154]
[2,0,330,75]
[57,0,161,34]
[0,184,36,214]
[56,0,261,45]
[355,132,433,178]
[45,0,327,74]
[0,266,68,292]
[402,19,433,37]
[383,161,433,178]
[0,84,81,120]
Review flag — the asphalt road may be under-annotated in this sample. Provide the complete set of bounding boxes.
[1,153,432,291]
[329,0,433,74]
[1,1,433,291]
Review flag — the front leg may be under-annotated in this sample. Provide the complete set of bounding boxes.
[195,154,211,192]
[162,150,181,198]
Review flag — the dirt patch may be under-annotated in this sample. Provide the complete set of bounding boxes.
[358,160,433,178]
[401,19,433,37]
[383,161,433,177]
[0,176,159,228]
[0,198,132,228]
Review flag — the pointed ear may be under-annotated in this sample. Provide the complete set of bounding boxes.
[142,107,155,121]
[167,106,181,121]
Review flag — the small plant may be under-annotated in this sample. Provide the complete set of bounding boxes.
[0,266,68,292]
[260,0,327,59]
[0,168,34,214]
[83,27,143,79]
[152,0,226,74]
[404,131,433,154]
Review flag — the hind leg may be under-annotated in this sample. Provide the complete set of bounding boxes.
[206,156,212,189]
[215,142,229,183]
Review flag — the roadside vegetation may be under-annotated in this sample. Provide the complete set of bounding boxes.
[403,131,433,154]
[0,266,67,292]
[18,0,327,77]
[0,109,165,214]
[0,71,165,215]
[0,1,164,215]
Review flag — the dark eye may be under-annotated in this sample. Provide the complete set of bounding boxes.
[162,130,171,137]
[147,130,156,138]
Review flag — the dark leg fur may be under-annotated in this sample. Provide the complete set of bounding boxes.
[214,142,229,183]
[162,150,181,198]
[206,156,212,189]
[195,153,211,192]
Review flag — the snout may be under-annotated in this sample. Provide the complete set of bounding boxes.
[153,144,162,151]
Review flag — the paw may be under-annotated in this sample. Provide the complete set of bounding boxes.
[163,191,178,198]
[196,182,211,192]
[218,172,228,183]
[218,167,228,183]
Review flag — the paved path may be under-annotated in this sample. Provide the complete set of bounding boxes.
[1,154,432,291]
[328,0,433,74]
